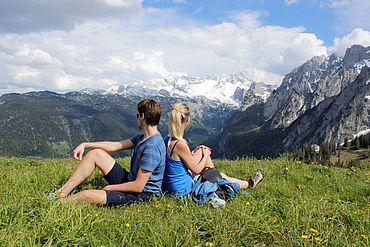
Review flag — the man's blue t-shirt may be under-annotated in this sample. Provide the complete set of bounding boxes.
[128,133,166,195]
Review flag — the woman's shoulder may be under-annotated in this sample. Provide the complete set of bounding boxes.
[172,139,190,153]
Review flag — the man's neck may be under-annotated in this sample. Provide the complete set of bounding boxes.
[142,125,159,138]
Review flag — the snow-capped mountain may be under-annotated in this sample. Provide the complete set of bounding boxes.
[283,66,370,150]
[83,72,276,109]
[264,44,370,129]
[221,45,370,158]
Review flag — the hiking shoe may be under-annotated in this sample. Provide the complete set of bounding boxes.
[248,169,264,188]
[46,192,58,200]
[210,193,226,208]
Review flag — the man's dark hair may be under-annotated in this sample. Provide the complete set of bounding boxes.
[137,99,161,126]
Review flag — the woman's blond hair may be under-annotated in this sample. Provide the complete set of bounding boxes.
[169,102,190,140]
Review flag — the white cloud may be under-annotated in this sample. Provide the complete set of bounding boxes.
[0,0,142,33]
[104,0,140,7]
[335,0,370,33]
[285,0,300,5]
[316,0,370,34]
[229,10,264,29]
[0,5,337,94]
[331,28,370,55]
[316,0,350,8]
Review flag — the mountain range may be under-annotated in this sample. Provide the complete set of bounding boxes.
[222,44,370,158]
[0,45,369,158]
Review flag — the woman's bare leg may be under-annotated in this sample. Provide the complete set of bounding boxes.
[193,148,254,189]
[220,172,249,189]
[192,149,215,168]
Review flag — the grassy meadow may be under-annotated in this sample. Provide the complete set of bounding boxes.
[0,156,369,246]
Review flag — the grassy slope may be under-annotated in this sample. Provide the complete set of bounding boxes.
[0,157,369,246]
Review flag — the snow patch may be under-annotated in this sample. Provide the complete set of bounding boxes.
[365,59,370,67]
[353,129,370,139]
[365,95,370,100]
[85,73,275,107]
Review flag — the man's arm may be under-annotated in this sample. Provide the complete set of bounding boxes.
[103,168,151,193]
[73,139,134,160]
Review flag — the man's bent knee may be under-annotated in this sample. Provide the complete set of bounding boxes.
[86,149,115,175]
[88,148,108,158]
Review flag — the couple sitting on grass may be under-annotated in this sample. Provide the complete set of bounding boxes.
[49,99,263,206]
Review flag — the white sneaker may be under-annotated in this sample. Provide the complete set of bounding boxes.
[46,192,58,200]
[210,193,226,208]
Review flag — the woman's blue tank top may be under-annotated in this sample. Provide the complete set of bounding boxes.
[163,135,193,196]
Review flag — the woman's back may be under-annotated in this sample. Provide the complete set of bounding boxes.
[163,135,193,196]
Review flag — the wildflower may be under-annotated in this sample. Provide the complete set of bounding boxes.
[314,237,321,241]
[309,228,318,234]
[125,223,131,228]
[361,234,368,239]
[206,241,215,247]
[301,234,308,239]
[166,204,171,208]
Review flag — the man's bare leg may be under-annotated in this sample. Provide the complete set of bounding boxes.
[62,190,107,205]
[57,149,116,198]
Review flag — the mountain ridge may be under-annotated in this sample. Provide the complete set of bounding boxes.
[222,44,370,158]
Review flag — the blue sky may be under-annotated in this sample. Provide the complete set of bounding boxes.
[0,0,369,94]
[142,0,346,45]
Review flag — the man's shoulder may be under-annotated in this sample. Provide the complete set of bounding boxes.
[146,133,165,146]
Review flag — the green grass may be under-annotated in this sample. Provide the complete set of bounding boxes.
[0,157,369,246]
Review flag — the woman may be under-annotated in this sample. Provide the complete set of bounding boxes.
[163,102,263,196]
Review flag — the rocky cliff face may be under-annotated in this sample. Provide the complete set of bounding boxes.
[263,45,370,129]
[221,45,370,158]
[283,66,370,150]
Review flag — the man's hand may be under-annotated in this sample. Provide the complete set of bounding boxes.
[104,185,115,191]
[72,143,86,161]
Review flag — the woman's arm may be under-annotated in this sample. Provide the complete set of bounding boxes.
[175,141,211,175]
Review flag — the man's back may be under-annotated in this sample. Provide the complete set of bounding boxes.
[129,133,166,195]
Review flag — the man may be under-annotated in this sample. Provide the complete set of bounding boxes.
[48,99,166,206]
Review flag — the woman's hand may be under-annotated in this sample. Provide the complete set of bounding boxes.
[194,145,212,152]
[202,147,211,157]
[72,143,86,161]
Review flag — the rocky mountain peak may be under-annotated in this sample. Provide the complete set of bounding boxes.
[263,45,370,129]
[343,44,370,69]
